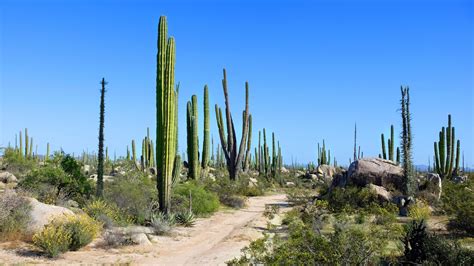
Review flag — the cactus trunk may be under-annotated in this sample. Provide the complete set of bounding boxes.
[156,16,178,214]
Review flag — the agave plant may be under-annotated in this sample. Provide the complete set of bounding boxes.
[176,211,196,227]
[151,212,176,235]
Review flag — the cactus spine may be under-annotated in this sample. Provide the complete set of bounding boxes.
[187,95,200,179]
[156,16,177,214]
[215,69,250,180]
[96,78,107,198]
[434,114,461,178]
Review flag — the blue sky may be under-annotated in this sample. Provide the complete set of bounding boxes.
[1,0,473,167]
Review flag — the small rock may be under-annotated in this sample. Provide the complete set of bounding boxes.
[369,184,392,202]
[286,181,296,188]
[83,165,91,175]
[281,167,290,174]
[149,167,157,175]
[147,234,160,243]
[0,172,18,183]
[453,175,468,184]
[249,178,258,187]
[130,233,152,246]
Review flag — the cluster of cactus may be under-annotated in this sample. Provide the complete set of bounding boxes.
[400,86,416,196]
[379,125,401,164]
[185,85,211,179]
[14,128,34,159]
[156,16,178,213]
[434,114,461,178]
[215,69,251,180]
[140,128,155,170]
[317,140,331,166]
[255,129,282,178]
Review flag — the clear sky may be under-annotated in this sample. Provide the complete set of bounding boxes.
[1,0,473,167]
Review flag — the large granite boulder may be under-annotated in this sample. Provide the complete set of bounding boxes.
[27,197,75,233]
[347,158,403,190]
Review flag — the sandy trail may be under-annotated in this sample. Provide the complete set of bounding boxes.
[0,193,288,265]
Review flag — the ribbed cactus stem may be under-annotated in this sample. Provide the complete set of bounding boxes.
[272,132,276,177]
[46,143,50,162]
[187,95,200,179]
[172,154,182,186]
[156,16,177,214]
[434,142,440,173]
[202,85,210,170]
[244,115,252,171]
[439,127,445,174]
[132,140,137,162]
[454,140,460,176]
[381,133,387,159]
[396,147,400,164]
[19,131,23,158]
[389,125,395,161]
[25,129,29,158]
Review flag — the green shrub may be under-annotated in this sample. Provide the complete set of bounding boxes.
[33,214,101,257]
[19,156,92,205]
[103,175,156,224]
[83,199,131,227]
[0,191,31,241]
[402,220,474,264]
[442,179,474,235]
[327,186,378,213]
[231,218,395,265]
[2,147,36,176]
[173,182,219,216]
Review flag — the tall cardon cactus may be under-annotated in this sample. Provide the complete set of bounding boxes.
[215,69,251,180]
[156,16,178,213]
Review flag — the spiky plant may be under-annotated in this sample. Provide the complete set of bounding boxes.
[96,78,107,198]
[400,86,415,196]
[156,16,178,214]
[215,69,251,180]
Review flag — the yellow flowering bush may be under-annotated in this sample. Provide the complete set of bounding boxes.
[409,200,432,221]
[33,213,101,257]
[32,223,71,258]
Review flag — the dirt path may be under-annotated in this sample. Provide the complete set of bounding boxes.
[0,193,289,265]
